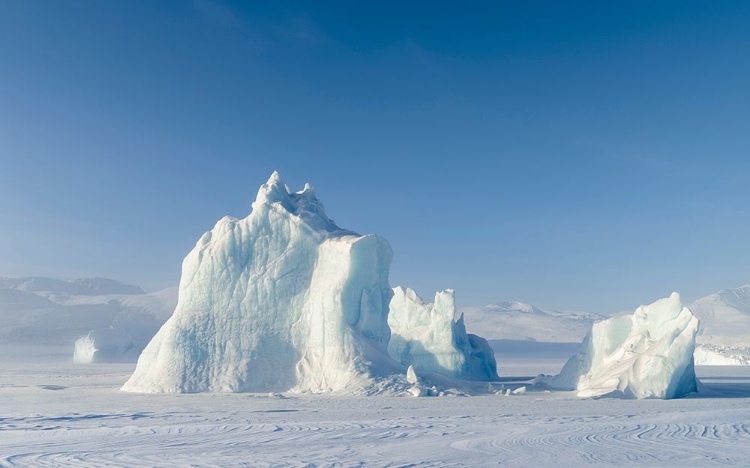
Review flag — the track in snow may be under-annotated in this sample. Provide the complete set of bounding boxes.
[1,363,749,467]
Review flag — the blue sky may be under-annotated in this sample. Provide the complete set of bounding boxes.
[1,1,749,313]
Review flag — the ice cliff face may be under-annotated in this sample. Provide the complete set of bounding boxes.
[388,287,498,381]
[537,293,699,399]
[122,172,397,393]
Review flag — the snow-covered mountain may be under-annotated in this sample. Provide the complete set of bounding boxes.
[0,277,176,360]
[684,284,750,366]
[0,276,145,296]
[461,286,750,364]
[688,284,750,348]
[459,301,602,343]
[3,272,749,368]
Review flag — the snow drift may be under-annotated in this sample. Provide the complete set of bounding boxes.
[388,287,497,381]
[123,172,404,394]
[536,293,699,399]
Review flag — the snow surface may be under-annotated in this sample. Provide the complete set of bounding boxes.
[123,172,409,394]
[537,293,699,399]
[388,287,497,381]
[2,351,750,466]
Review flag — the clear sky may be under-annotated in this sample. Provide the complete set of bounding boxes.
[1,1,749,313]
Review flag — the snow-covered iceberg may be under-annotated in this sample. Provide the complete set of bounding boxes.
[388,287,497,381]
[122,172,401,394]
[73,333,97,363]
[536,293,699,399]
[73,306,168,363]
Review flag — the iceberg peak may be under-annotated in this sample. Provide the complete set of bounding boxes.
[251,171,349,236]
[298,182,315,196]
[267,169,282,184]
[253,171,291,208]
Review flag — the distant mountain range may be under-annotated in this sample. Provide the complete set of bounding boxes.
[1,276,748,363]
[0,277,176,360]
[460,286,750,344]
[460,286,750,364]
[459,301,602,343]
[0,276,145,296]
[688,284,750,348]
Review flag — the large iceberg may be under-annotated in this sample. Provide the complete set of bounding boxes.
[388,287,497,381]
[122,172,400,394]
[536,293,699,399]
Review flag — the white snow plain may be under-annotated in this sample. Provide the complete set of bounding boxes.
[537,293,699,399]
[1,347,749,467]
